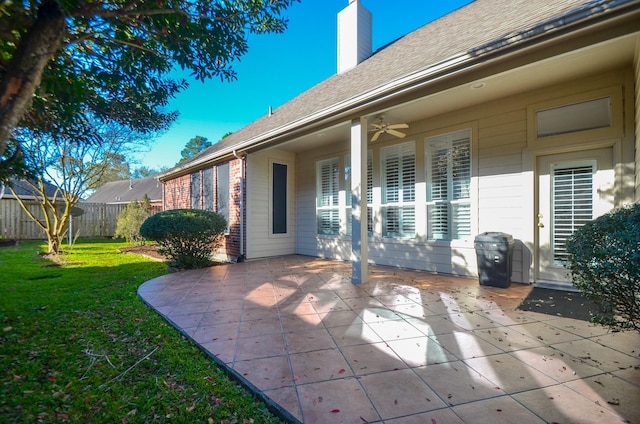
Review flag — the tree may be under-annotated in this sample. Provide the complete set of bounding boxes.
[179,135,211,164]
[114,195,153,246]
[132,166,166,179]
[85,153,130,190]
[9,119,151,254]
[0,0,298,177]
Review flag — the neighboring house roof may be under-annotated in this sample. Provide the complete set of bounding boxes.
[0,178,59,200]
[84,177,162,204]
[160,0,640,179]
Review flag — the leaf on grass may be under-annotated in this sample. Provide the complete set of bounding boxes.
[3,326,12,332]
[205,376,214,383]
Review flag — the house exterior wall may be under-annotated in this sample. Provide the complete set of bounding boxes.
[295,67,636,282]
[162,158,244,261]
[163,174,191,209]
[246,149,296,258]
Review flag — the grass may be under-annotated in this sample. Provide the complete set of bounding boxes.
[0,239,285,423]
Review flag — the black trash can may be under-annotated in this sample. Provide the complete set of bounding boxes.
[474,232,514,288]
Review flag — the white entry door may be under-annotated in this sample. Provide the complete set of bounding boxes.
[536,147,614,286]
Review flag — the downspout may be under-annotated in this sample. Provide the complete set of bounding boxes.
[232,150,245,262]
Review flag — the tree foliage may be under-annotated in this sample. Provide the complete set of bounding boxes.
[114,195,153,246]
[179,135,212,164]
[9,120,151,254]
[140,209,227,269]
[566,203,640,333]
[0,0,298,177]
[132,166,165,179]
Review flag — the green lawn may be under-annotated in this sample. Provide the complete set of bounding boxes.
[0,240,285,423]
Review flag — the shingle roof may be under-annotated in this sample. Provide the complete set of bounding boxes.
[84,177,162,204]
[0,178,59,200]
[162,0,638,178]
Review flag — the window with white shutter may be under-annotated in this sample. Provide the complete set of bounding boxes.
[317,158,340,235]
[426,129,471,240]
[382,142,415,238]
[345,151,373,236]
[552,163,594,265]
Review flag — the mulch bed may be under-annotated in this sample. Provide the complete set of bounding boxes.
[119,243,167,261]
[517,287,600,321]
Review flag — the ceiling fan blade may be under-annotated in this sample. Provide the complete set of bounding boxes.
[371,131,381,142]
[370,123,384,131]
[387,123,409,129]
[387,129,406,138]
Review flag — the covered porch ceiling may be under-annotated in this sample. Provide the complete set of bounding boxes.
[275,32,638,153]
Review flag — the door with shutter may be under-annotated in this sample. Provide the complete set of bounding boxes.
[536,147,614,286]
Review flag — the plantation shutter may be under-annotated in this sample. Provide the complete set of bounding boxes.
[367,151,373,235]
[317,158,340,235]
[552,164,594,264]
[427,130,471,240]
[382,142,415,237]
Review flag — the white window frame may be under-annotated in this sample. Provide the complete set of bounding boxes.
[316,157,340,235]
[425,129,472,241]
[381,141,416,238]
[345,150,373,236]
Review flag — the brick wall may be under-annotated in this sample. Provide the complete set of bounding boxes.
[225,158,244,260]
[161,158,245,261]
[163,174,191,210]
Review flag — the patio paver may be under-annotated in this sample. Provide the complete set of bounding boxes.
[138,255,640,424]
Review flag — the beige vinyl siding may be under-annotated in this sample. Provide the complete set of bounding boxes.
[246,149,296,259]
[290,67,634,282]
[296,141,351,259]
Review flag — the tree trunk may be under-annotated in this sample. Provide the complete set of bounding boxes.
[0,1,66,160]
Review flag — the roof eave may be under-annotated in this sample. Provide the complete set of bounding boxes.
[159,0,640,181]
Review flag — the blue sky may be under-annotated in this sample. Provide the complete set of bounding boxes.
[133,0,473,171]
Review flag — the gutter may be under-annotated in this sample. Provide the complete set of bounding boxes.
[160,0,640,178]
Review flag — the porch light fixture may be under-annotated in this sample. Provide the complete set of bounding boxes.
[471,82,486,89]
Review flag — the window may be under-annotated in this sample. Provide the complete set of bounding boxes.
[317,158,340,235]
[537,97,610,138]
[552,163,594,265]
[426,129,471,240]
[202,167,214,211]
[272,163,287,234]
[381,142,415,238]
[344,151,373,236]
[190,171,201,209]
[215,162,230,229]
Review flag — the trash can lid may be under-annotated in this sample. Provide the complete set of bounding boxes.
[474,232,514,243]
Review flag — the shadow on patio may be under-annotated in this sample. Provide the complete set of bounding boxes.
[138,255,640,424]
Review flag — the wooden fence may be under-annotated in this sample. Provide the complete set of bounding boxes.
[0,200,159,240]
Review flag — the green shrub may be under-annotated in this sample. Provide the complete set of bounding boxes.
[139,208,227,269]
[114,196,152,245]
[566,203,640,333]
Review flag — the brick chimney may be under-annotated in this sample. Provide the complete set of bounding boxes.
[337,0,372,74]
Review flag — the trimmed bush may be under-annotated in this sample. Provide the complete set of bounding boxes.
[566,203,640,333]
[139,209,227,269]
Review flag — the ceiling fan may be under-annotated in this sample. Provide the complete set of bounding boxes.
[370,115,409,142]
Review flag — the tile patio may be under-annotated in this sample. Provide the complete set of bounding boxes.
[137,255,640,424]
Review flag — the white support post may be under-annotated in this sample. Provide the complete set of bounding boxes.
[351,117,368,284]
